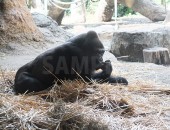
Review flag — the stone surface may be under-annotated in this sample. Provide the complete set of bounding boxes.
[32,12,73,44]
[32,12,54,27]
[110,24,170,62]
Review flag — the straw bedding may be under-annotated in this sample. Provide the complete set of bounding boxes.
[0,70,170,130]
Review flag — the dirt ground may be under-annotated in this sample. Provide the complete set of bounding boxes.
[0,21,170,87]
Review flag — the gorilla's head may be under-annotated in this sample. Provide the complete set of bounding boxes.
[83,31,105,70]
[68,31,105,70]
[83,31,104,52]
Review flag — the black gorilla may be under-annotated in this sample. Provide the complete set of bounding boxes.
[14,31,128,94]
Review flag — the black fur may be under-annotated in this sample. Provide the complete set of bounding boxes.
[14,31,128,94]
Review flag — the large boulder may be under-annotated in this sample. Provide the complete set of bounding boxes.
[32,12,54,27]
[110,24,170,62]
[32,13,73,44]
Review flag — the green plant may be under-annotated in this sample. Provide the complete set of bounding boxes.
[116,4,136,17]
[65,10,71,16]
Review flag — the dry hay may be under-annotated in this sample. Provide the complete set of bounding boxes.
[0,71,170,130]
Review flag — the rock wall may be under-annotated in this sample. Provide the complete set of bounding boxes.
[110,24,170,62]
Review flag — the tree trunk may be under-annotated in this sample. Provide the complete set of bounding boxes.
[0,0,43,44]
[81,0,86,22]
[143,47,170,65]
[31,0,42,8]
[96,0,114,22]
[97,0,166,22]
[48,1,70,25]
[119,0,166,22]
[164,11,170,24]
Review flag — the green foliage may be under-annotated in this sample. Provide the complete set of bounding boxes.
[116,4,136,17]
[26,0,32,9]
[65,10,71,16]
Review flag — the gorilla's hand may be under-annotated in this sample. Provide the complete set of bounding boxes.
[93,60,112,80]
[100,60,112,77]
[91,60,112,80]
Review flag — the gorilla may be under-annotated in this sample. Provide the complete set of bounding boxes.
[14,31,128,94]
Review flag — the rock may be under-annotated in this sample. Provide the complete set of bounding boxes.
[110,24,170,62]
[32,13,73,44]
[32,12,55,27]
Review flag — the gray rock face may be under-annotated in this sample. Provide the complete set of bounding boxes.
[32,13,73,44]
[32,12,55,27]
[110,24,170,62]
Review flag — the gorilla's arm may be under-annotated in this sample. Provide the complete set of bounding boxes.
[91,60,128,85]
[91,60,112,80]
